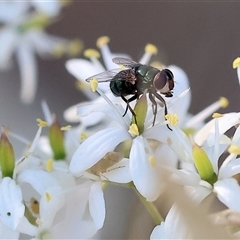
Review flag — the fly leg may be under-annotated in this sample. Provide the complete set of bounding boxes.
[120,94,139,123]
[154,92,172,131]
[148,92,158,126]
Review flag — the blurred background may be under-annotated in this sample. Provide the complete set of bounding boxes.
[1,2,240,239]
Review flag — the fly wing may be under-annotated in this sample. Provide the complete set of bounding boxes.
[85,69,120,83]
[112,57,140,68]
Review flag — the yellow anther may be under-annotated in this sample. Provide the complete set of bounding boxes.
[219,97,229,108]
[129,124,139,136]
[228,145,240,155]
[89,78,98,92]
[96,36,110,48]
[84,49,100,58]
[233,57,240,69]
[145,44,158,55]
[68,39,83,56]
[165,114,178,126]
[61,125,72,131]
[212,112,223,118]
[36,118,48,127]
[45,192,51,202]
[46,158,53,172]
[80,132,88,141]
[149,155,157,168]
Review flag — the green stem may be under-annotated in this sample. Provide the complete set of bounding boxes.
[133,187,163,225]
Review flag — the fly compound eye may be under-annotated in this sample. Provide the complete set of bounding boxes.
[153,69,174,92]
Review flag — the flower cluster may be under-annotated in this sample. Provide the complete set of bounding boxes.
[1,34,240,239]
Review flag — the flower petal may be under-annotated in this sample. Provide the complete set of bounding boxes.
[70,127,130,175]
[0,178,25,230]
[219,158,240,179]
[214,178,240,211]
[129,136,163,201]
[16,39,37,104]
[89,182,105,230]
[101,158,132,183]
[0,27,18,69]
[150,223,166,239]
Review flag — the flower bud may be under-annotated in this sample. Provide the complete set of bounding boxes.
[192,143,217,185]
[0,128,15,178]
[132,92,148,134]
[48,118,66,160]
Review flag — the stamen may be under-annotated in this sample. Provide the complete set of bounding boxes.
[148,155,157,168]
[96,36,110,48]
[219,97,229,108]
[89,78,98,92]
[129,124,139,136]
[80,132,88,141]
[61,125,72,131]
[212,112,223,118]
[228,145,240,155]
[46,158,53,172]
[233,57,240,69]
[165,114,178,126]
[185,97,229,128]
[36,118,48,127]
[139,44,158,64]
[84,49,100,58]
[145,44,158,55]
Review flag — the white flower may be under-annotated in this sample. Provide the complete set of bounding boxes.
[174,113,240,207]
[70,86,192,201]
[0,7,82,104]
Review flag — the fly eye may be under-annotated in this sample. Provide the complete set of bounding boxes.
[153,69,174,91]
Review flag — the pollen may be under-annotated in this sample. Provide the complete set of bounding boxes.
[228,145,240,155]
[149,155,157,168]
[61,125,72,131]
[46,158,53,172]
[129,124,139,136]
[36,118,48,127]
[90,78,98,92]
[165,114,178,126]
[212,112,223,118]
[96,36,110,48]
[219,97,229,108]
[145,44,158,55]
[84,49,100,58]
[45,192,51,202]
[233,57,240,69]
[80,132,88,141]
